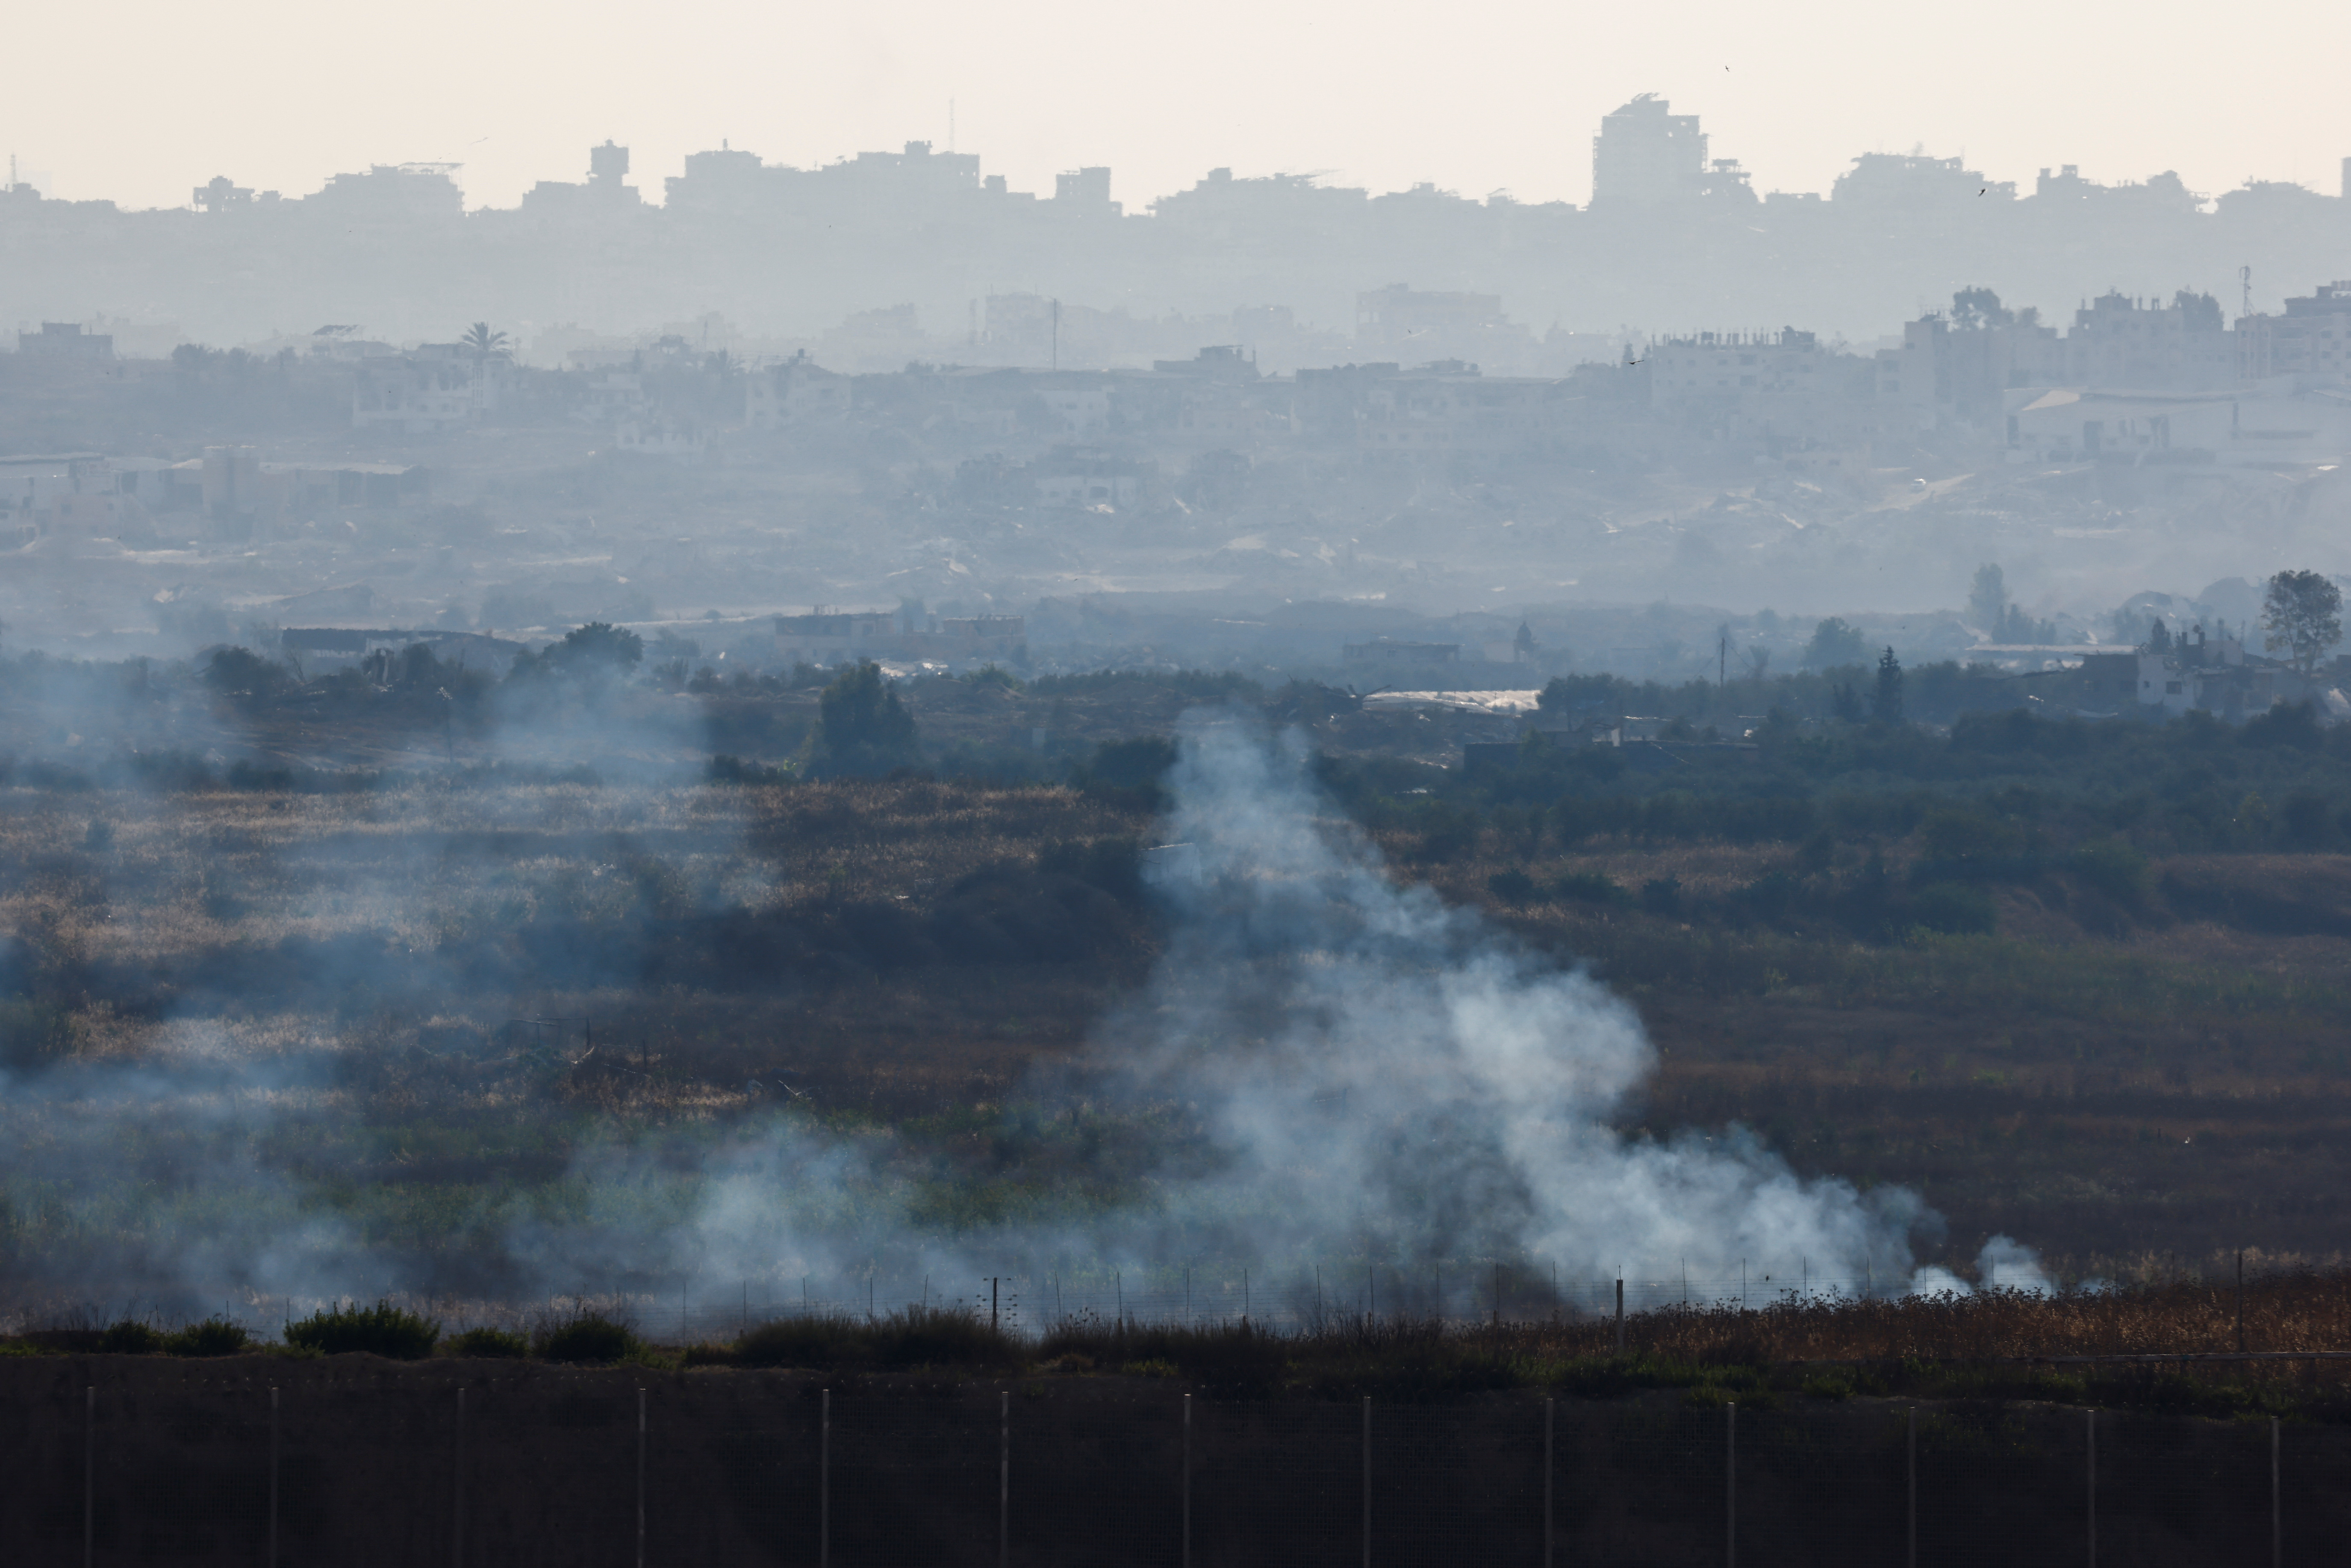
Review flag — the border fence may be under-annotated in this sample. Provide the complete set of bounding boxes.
[8,1366,2350,1567]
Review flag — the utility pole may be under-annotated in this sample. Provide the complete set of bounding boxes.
[1050,298,1060,372]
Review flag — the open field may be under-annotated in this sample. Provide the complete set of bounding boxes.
[5,757,2351,1309]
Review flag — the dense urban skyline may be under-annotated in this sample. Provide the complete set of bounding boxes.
[10,0,2349,214]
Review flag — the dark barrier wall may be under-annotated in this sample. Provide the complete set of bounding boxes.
[3,1358,2347,1567]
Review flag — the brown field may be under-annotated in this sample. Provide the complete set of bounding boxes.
[5,774,2351,1292]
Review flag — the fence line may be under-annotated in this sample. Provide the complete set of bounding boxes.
[24,1379,2341,1567]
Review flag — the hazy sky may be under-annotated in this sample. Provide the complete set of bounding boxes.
[12,0,2348,212]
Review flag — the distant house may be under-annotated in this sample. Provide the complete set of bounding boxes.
[774,610,900,665]
[353,346,501,433]
[745,354,852,428]
[16,322,112,358]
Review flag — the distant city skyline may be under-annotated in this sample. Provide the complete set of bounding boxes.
[9,0,2348,213]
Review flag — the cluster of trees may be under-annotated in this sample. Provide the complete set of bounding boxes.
[1329,697,2351,864]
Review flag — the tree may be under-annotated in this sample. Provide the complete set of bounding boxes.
[1871,647,1905,725]
[509,622,643,685]
[1950,287,2013,329]
[460,322,511,362]
[2261,569,2343,675]
[1967,563,2008,633]
[816,660,919,771]
[1803,616,1868,669]
[546,622,642,674]
[2146,616,2172,654]
[203,646,290,703]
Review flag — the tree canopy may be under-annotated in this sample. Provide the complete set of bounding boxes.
[816,660,920,772]
[2262,570,2342,675]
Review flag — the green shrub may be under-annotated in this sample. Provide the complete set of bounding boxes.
[448,1326,530,1359]
[162,1317,252,1357]
[533,1312,639,1365]
[2069,837,2151,905]
[284,1300,441,1359]
[1911,881,1997,935]
[98,1320,164,1355]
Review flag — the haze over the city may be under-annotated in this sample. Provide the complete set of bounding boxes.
[12,0,2349,213]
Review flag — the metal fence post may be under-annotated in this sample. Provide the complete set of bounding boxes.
[1360,1396,1371,1568]
[268,1386,280,1568]
[1906,1406,1916,1568]
[819,1389,831,1568]
[454,1388,465,1568]
[2085,1408,2096,1568]
[2270,1415,2280,1568]
[1181,1393,1192,1568]
[998,1389,1009,1568]
[83,1384,93,1568]
[1725,1401,1737,1568]
[1543,1397,1555,1568]
[635,1386,646,1568]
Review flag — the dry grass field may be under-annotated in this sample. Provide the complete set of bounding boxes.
[4,767,2351,1311]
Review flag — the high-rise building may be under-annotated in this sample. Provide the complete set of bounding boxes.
[1590,94,1706,207]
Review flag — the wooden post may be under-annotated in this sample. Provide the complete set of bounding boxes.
[820,1389,831,1568]
[997,1389,1009,1568]
[1725,1402,1737,1568]
[1360,1397,1371,1568]
[1614,1279,1625,1354]
[635,1386,646,1568]
[1181,1393,1192,1568]
[2086,1408,2096,1568]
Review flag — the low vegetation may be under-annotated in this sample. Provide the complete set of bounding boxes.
[9,1273,2348,1421]
[282,1300,441,1359]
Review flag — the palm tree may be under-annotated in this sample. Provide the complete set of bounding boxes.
[460,322,510,362]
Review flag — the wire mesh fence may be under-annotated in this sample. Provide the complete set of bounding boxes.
[8,1376,2349,1567]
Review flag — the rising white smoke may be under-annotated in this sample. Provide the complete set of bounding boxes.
[2,716,2050,1323]
[625,716,2043,1306]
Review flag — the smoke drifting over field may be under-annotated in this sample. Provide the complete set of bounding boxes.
[0,721,2049,1323]
[591,718,2048,1310]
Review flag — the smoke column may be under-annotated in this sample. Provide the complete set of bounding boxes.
[620,716,2047,1306]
